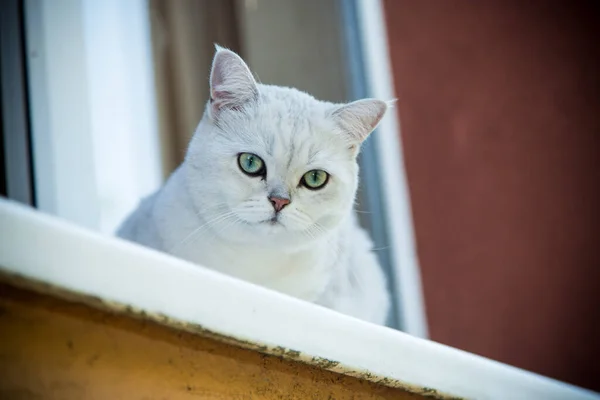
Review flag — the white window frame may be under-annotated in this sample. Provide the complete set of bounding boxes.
[356,0,429,338]
[24,0,162,234]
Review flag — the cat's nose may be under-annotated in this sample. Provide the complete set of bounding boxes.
[269,196,290,212]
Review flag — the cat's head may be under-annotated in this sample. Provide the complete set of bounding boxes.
[185,46,388,249]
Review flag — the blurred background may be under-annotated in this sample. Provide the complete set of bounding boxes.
[1,0,598,392]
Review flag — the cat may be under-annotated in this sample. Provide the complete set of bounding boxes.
[117,46,391,325]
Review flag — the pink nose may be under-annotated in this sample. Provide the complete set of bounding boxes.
[269,196,290,212]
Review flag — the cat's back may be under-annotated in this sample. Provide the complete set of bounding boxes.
[116,191,161,248]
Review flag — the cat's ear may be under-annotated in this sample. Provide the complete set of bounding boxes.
[209,45,258,119]
[331,99,388,145]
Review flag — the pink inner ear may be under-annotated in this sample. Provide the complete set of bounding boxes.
[209,49,258,117]
[210,89,237,110]
[210,90,245,113]
[333,99,388,143]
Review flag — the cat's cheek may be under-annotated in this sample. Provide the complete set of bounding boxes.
[318,185,350,208]
[320,213,345,231]
[295,192,343,227]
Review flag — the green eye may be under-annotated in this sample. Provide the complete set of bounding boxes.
[238,153,265,176]
[302,170,329,190]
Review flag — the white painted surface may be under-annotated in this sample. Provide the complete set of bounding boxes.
[357,0,429,338]
[24,0,99,229]
[0,199,598,400]
[23,0,161,234]
[82,0,162,234]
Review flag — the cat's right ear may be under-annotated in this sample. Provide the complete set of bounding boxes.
[331,99,388,149]
[209,45,258,120]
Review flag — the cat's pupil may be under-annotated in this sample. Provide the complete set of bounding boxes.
[238,153,264,176]
[302,169,328,190]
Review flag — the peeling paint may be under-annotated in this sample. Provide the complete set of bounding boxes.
[312,356,341,369]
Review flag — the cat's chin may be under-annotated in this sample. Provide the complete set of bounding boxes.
[211,219,321,249]
[245,218,294,235]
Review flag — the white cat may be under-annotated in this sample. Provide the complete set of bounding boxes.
[118,46,391,325]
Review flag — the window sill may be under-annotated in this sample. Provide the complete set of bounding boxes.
[0,198,596,399]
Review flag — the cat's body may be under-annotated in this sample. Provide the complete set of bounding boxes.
[118,47,390,324]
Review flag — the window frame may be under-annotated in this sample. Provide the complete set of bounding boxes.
[0,0,35,205]
[343,0,428,337]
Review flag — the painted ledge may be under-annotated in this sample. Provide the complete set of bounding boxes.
[0,198,597,400]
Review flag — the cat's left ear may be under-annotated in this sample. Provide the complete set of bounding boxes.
[209,45,258,119]
[331,99,388,146]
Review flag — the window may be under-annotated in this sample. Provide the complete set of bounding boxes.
[2,0,426,335]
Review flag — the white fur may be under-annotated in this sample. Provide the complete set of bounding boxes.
[118,47,390,324]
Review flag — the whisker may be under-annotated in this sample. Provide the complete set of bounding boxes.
[170,211,236,254]
[194,203,228,218]
[214,215,241,237]
[310,222,328,237]
[371,246,390,252]
[184,213,240,252]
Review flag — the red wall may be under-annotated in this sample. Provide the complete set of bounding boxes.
[383,0,599,391]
